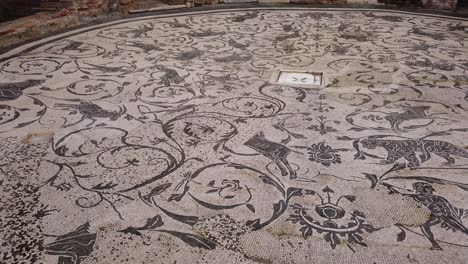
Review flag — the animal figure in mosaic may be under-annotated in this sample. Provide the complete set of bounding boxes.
[358,138,468,167]
[126,23,154,38]
[154,65,185,86]
[55,102,126,127]
[411,27,446,41]
[166,19,191,29]
[188,29,224,38]
[60,40,90,53]
[44,222,96,264]
[338,23,370,42]
[0,79,45,101]
[244,132,297,179]
[363,12,404,22]
[384,182,468,250]
[384,105,432,131]
[228,38,250,49]
[275,31,300,42]
[80,62,134,74]
[124,41,163,53]
[231,11,258,22]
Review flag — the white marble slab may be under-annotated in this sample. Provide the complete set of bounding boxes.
[277,71,322,86]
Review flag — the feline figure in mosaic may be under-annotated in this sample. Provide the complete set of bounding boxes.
[244,132,297,179]
[384,182,468,250]
[360,138,468,167]
[385,105,431,131]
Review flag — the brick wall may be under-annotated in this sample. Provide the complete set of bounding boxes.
[0,0,461,50]
[423,0,457,9]
[0,0,114,49]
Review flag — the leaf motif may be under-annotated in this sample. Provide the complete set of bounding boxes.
[363,173,378,188]
[15,119,37,128]
[285,215,301,224]
[55,146,69,156]
[286,187,303,200]
[291,132,306,139]
[245,219,261,229]
[154,202,199,226]
[349,233,367,247]
[348,127,366,131]
[168,193,185,202]
[91,182,117,190]
[159,230,216,250]
[331,233,340,248]
[301,226,313,239]
[343,195,356,202]
[322,186,334,193]
[246,204,256,213]
[142,215,164,230]
[119,227,143,236]
[189,193,241,210]
[397,229,406,242]
[361,151,383,159]
[32,98,44,106]
[213,143,221,151]
[293,88,307,102]
[147,183,172,197]
[272,200,287,218]
[280,136,291,145]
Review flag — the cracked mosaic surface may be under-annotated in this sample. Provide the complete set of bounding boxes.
[1,8,468,263]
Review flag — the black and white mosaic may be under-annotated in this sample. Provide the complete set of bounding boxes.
[1,8,468,263]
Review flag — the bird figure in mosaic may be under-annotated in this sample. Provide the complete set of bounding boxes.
[55,102,126,127]
[0,79,45,101]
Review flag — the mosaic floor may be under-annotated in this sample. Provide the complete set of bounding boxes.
[1,7,468,264]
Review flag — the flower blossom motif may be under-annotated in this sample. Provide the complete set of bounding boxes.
[303,142,347,167]
[206,179,244,199]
